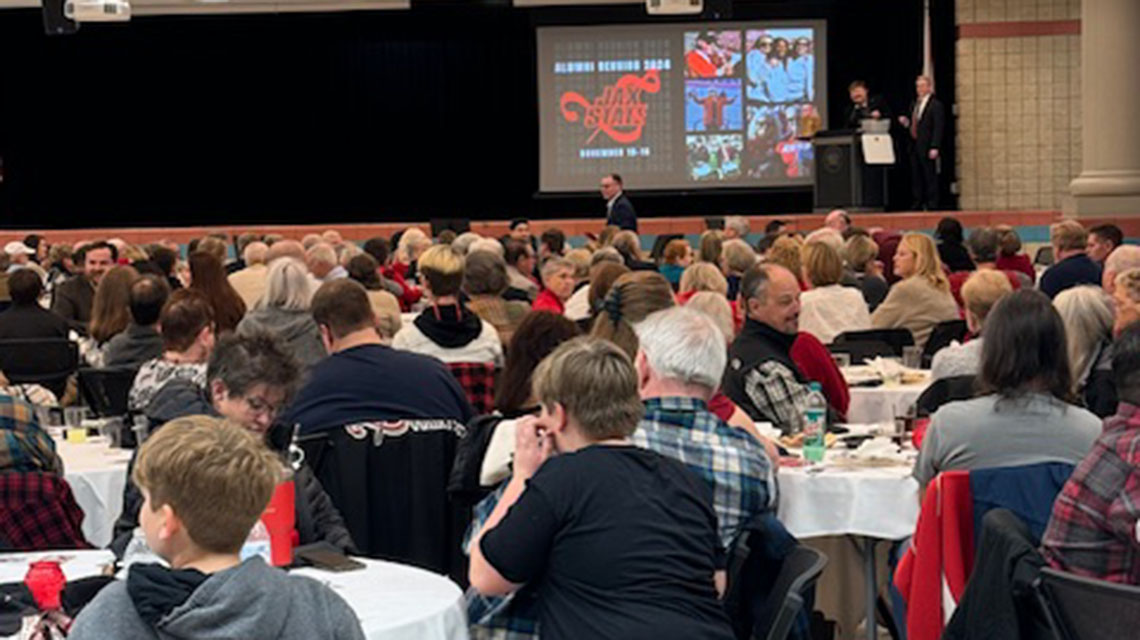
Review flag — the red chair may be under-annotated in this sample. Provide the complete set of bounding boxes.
[0,472,91,551]
[446,362,497,416]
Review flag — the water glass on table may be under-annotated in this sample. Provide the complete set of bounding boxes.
[902,345,922,370]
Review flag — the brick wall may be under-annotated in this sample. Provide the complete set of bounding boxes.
[955,0,1081,210]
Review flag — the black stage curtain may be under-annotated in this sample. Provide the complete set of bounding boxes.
[0,0,951,228]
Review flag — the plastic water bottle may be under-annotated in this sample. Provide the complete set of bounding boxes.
[803,382,827,463]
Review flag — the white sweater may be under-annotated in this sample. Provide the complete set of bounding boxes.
[392,319,504,368]
[798,284,872,344]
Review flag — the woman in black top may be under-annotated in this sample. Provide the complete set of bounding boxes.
[935,217,976,273]
[469,337,733,640]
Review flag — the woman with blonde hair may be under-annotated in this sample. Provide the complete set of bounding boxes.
[871,233,959,348]
[394,227,432,282]
[237,258,327,369]
[930,269,1012,380]
[720,239,757,301]
[611,231,655,271]
[765,235,804,288]
[843,233,888,311]
[678,262,728,300]
[1053,285,1117,416]
[697,230,723,265]
[590,271,676,358]
[799,241,871,344]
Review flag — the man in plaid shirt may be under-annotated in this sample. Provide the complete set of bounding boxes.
[464,307,775,637]
[722,264,814,435]
[1041,324,1140,584]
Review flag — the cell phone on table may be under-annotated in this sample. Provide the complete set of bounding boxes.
[296,546,365,572]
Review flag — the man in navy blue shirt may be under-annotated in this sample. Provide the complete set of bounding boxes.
[1040,220,1103,299]
[282,279,474,434]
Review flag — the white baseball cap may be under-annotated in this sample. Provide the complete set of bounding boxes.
[4,241,34,256]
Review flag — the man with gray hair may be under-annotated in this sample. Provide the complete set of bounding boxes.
[228,241,270,309]
[631,307,775,551]
[723,215,751,241]
[723,263,816,433]
[1103,245,1140,295]
[307,242,347,282]
[824,209,851,235]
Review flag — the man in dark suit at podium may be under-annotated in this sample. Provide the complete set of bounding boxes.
[899,75,945,210]
[601,173,638,231]
[844,80,891,128]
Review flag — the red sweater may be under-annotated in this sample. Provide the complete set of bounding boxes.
[995,253,1036,285]
[790,332,850,420]
[381,264,422,311]
[531,289,565,314]
[894,471,974,640]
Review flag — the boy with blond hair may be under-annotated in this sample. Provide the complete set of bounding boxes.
[70,416,364,640]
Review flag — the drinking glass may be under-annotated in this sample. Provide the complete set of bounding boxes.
[831,352,851,369]
[902,346,922,370]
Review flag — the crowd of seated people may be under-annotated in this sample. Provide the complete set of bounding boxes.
[1,212,1140,640]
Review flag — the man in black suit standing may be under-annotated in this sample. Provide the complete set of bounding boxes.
[601,173,638,232]
[899,75,944,210]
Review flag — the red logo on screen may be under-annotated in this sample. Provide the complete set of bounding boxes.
[559,70,661,145]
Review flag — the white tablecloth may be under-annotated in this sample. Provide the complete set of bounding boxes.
[846,381,931,424]
[293,558,468,640]
[777,452,920,540]
[56,437,132,548]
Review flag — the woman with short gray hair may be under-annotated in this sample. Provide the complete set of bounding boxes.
[237,258,327,369]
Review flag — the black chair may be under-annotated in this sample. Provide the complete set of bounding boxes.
[921,319,968,368]
[914,375,975,417]
[723,513,826,640]
[1034,246,1054,267]
[756,547,828,640]
[0,338,78,400]
[828,340,896,365]
[943,509,1053,640]
[1035,568,1140,640]
[834,329,914,357]
[297,420,469,585]
[77,366,139,418]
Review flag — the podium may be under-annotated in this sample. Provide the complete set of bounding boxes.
[812,130,891,212]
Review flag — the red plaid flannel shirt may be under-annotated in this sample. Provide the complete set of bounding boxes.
[447,362,496,416]
[0,472,90,551]
[1042,403,1140,584]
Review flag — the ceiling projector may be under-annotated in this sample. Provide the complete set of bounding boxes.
[64,0,131,22]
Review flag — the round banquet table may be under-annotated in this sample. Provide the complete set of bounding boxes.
[777,447,920,640]
[845,380,931,425]
[55,436,132,549]
[777,452,920,540]
[292,558,469,640]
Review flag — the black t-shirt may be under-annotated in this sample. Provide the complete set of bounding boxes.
[480,445,734,640]
[281,344,474,434]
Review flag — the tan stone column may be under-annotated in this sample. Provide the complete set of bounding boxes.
[1065,0,1140,217]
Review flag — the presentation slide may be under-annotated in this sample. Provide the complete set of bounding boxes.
[538,21,827,192]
